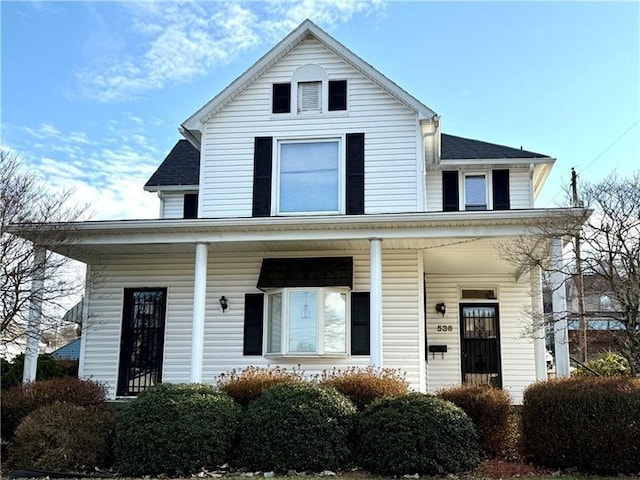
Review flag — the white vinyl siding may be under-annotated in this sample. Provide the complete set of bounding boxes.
[425,167,534,212]
[161,193,184,219]
[425,273,536,404]
[510,168,532,209]
[82,249,424,398]
[82,255,195,398]
[200,37,419,217]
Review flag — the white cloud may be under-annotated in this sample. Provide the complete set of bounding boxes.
[7,121,162,221]
[75,0,385,102]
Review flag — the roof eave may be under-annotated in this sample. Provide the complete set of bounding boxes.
[143,184,200,193]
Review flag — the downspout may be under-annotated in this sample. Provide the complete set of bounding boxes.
[529,162,535,208]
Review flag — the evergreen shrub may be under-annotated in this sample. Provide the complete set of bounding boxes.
[114,383,240,476]
[522,377,640,473]
[237,382,355,472]
[356,393,481,475]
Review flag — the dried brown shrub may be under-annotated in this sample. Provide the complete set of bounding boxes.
[437,384,514,457]
[7,403,114,471]
[216,365,304,406]
[1,377,106,441]
[320,366,408,411]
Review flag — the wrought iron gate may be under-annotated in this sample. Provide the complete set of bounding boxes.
[460,303,502,387]
[117,288,167,396]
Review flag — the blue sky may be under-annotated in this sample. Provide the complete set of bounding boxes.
[2,1,638,220]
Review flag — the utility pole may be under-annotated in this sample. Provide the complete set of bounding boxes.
[571,168,588,362]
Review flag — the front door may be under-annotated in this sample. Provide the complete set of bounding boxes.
[117,288,167,396]
[460,303,502,387]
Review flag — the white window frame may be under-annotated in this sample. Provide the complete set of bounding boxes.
[273,137,345,216]
[461,171,492,211]
[264,287,350,357]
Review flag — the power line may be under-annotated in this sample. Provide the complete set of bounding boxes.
[546,119,639,206]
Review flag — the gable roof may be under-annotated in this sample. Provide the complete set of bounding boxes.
[145,134,550,189]
[441,133,550,160]
[50,338,81,360]
[144,140,200,191]
[180,19,437,144]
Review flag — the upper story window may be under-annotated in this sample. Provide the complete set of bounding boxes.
[272,64,347,115]
[266,287,348,356]
[464,174,488,211]
[277,139,341,214]
[442,169,510,212]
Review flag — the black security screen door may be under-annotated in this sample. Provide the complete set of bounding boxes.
[117,288,167,396]
[460,303,502,387]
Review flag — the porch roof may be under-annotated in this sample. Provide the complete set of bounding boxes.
[9,208,586,264]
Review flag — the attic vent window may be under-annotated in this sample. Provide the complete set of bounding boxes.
[298,81,321,113]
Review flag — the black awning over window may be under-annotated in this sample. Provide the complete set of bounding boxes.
[257,257,353,290]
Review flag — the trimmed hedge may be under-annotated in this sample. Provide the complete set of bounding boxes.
[237,382,355,472]
[1,377,106,441]
[114,384,241,476]
[522,377,640,473]
[437,385,514,457]
[7,403,113,471]
[320,366,409,411]
[356,393,481,475]
[217,365,304,406]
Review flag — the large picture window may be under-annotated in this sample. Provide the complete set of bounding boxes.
[278,140,341,214]
[266,287,348,356]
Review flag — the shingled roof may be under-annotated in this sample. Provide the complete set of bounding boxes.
[144,140,200,190]
[145,134,550,189]
[441,133,549,160]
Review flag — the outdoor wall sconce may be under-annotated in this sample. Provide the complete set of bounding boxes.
[219,296,229,313]
[435,302,446,317]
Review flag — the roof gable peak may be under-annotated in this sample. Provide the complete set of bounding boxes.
[181,19,436,140]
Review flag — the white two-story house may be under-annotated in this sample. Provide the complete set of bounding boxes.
[19,20,580,403]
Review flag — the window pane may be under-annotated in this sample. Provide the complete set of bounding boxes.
[465,175,487,210]
[280,142,339,213]
[289,291,317,353]
[267,293,282,353]
[324,291,347,353]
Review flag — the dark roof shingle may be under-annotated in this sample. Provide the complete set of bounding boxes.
[441,133,550,160]
[145,140,200,188]
[146,134,550,188]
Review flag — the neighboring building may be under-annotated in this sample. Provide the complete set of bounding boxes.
[566,275,624,358]
[13,20,583,403]
[50,338,82,361]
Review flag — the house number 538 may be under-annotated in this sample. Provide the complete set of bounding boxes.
[436,325,453,332]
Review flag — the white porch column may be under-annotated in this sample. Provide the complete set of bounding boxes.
[23,247,45,383]
[190,242,208,383]
[551,237,570,377]
[530,265,547,381]
[369,238,383,367]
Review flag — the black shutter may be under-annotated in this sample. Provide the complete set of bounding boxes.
[492,169,510,210]
[351,292,370,355]
[442,170,459,212]
[183,193,198,219]
[328,80,347,111]
[346,133,365,215]
[272,83,291,113]
[252,137,273,217]
[243,293,264,355]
